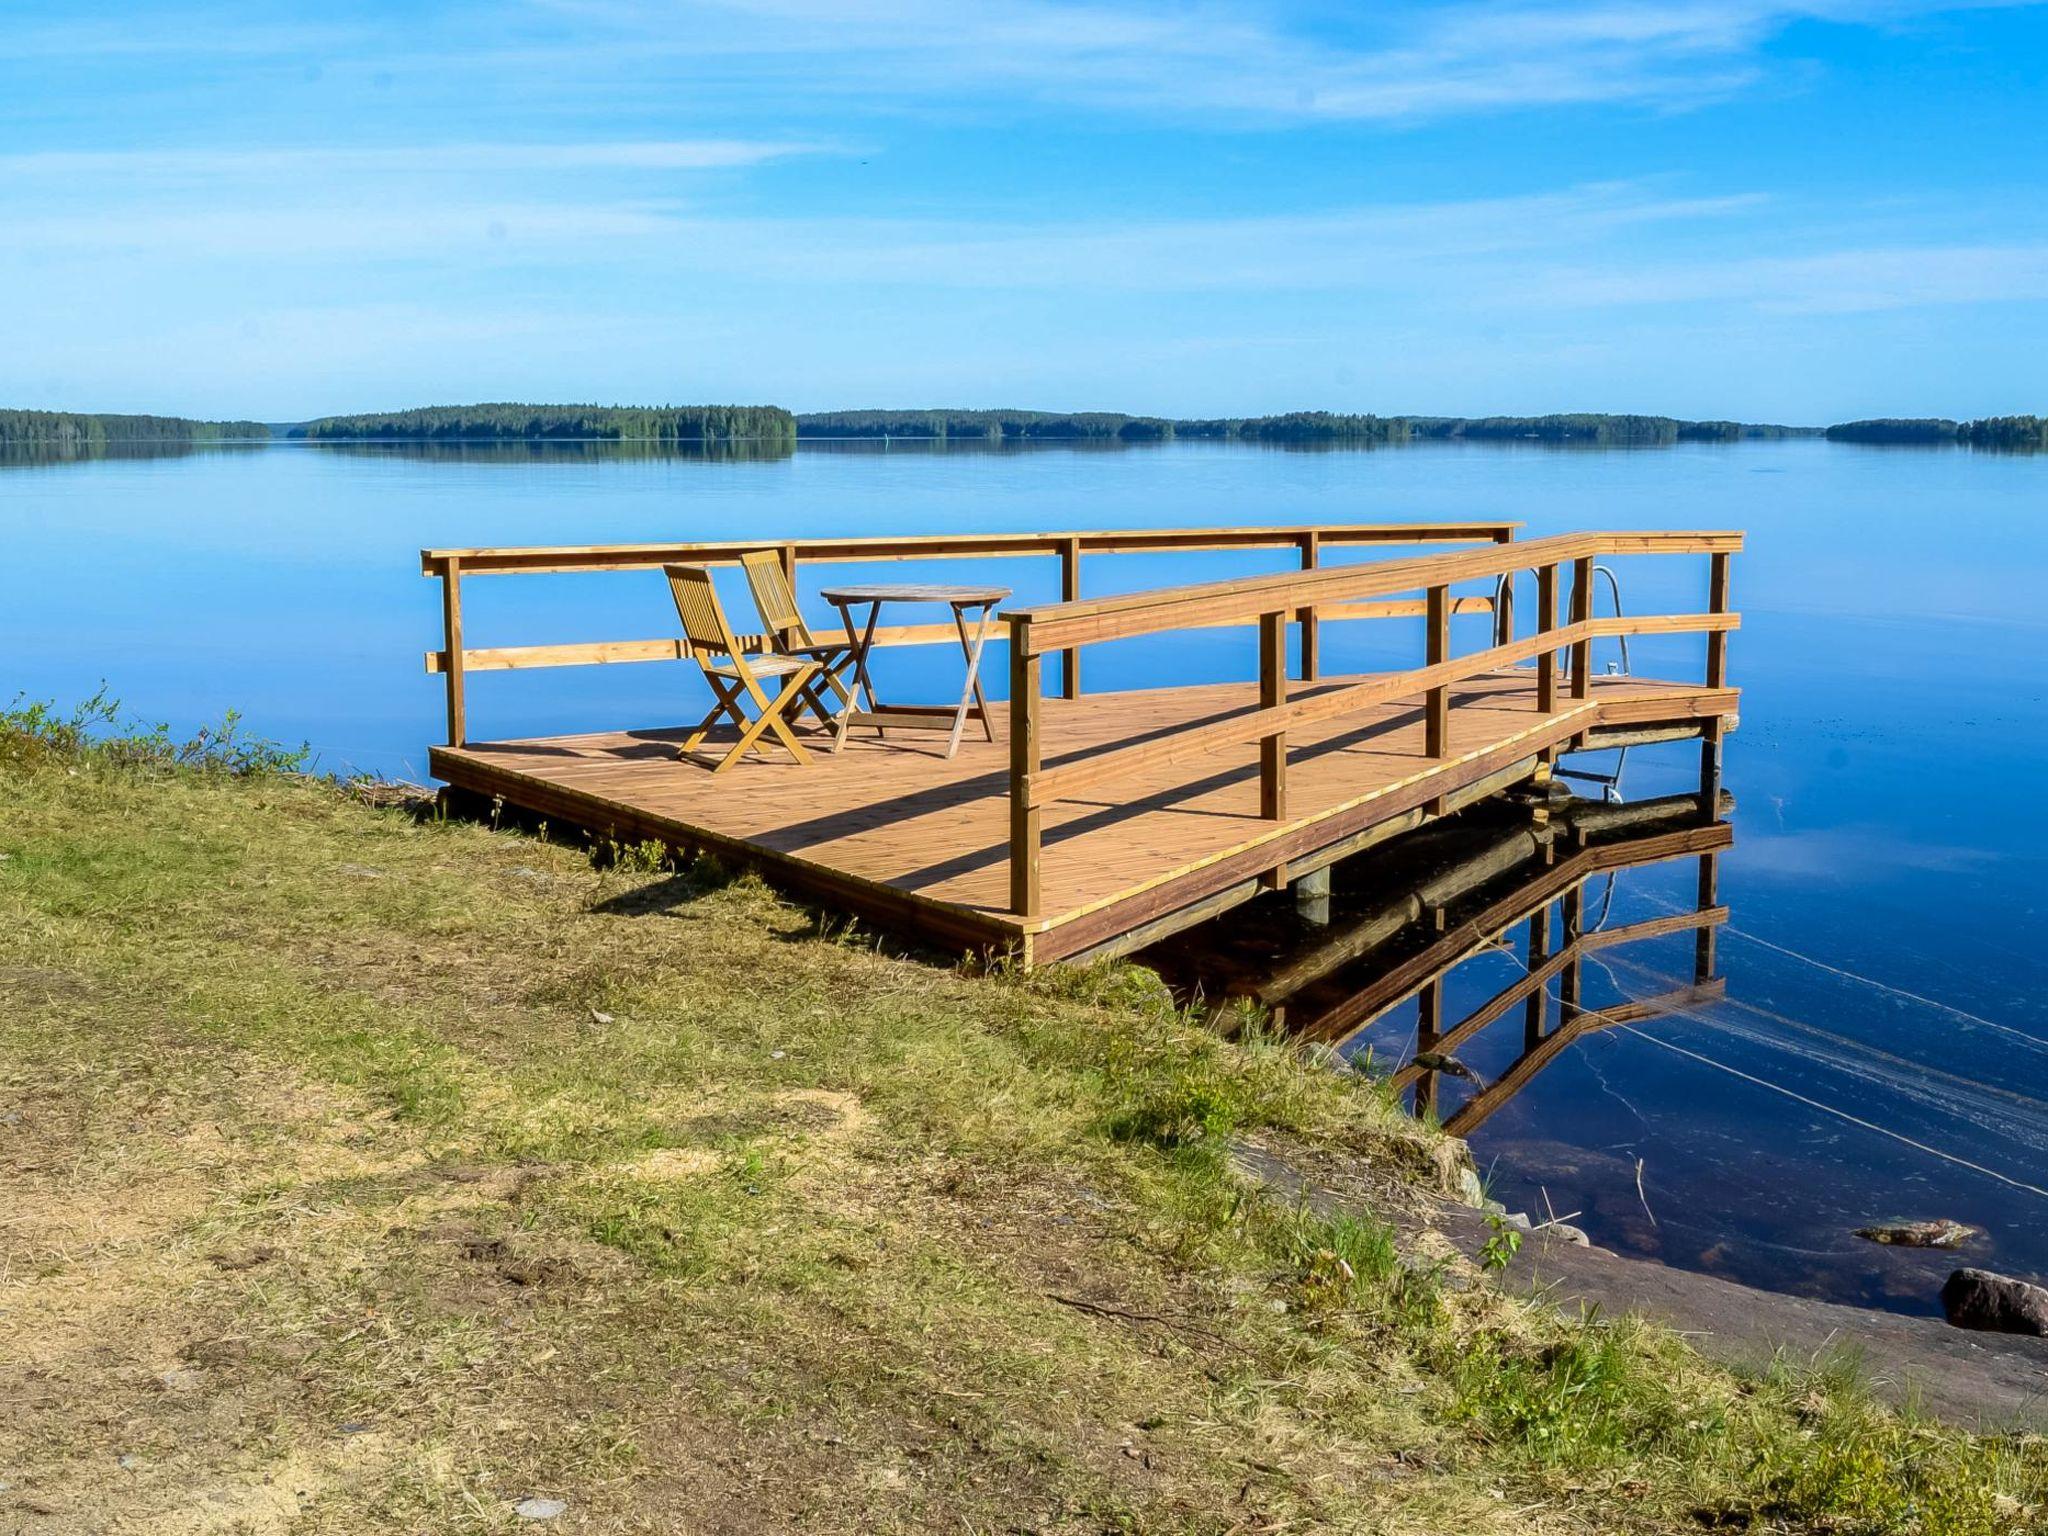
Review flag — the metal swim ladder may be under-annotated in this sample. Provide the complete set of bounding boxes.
[1495,564,1633,802]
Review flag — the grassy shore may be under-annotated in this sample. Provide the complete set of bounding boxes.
[2,702,2042,1534]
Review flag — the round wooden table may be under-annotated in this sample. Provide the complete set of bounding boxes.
[817,583,1012,758]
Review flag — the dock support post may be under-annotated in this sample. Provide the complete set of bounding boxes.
[440,555,466,747]
[1059,536,1082,699]
[1258,609,1288,888]
[1536,563,1558,714]
[1569,555,1594,701]
[1296,530,1320,682]
[1009,619,1042,921]
[1294,863,1331,926]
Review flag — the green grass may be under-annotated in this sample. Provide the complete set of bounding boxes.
[1,699,2043,1533]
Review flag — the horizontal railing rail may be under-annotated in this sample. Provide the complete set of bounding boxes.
[421,520,1518,745]
[1003,529,1740,918]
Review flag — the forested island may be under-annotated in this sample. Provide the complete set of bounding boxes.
[0,409,269,449]
[291,403,795,443]
[1826,416,2047,448]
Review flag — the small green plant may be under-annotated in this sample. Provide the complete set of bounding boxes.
[1480,1210,1524,1272]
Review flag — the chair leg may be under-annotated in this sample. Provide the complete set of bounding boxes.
[713,667,818,772]
[681,676,743,756]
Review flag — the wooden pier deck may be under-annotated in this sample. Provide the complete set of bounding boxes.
[433,668,1733,965]
[424,524,1741,965]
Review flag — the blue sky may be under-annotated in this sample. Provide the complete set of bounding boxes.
[2,0,2044,421]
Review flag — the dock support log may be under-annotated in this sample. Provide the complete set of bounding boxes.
[1009,621,1042,920]
[440,556,466,747]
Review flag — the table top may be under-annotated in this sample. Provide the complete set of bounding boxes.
[819,583,1012,606]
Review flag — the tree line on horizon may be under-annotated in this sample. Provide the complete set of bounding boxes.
[0,409,269,449]
[1827,416,2048,448]
[8,403,2045,453]
[790,409,1828,445]
[290,403,796,443]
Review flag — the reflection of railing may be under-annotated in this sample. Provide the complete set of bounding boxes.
[1305,801,1730,1131]
[419,521,1517,747]
[1000,530,1740,916]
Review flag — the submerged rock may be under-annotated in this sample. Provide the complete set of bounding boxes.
[1941,1268,2048,1336]
[1855,1219,1977,1249]
[1410,1051,1486,1088]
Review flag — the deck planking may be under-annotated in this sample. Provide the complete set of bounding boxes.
[431,668,1735,963]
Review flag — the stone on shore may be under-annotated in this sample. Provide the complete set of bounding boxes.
[1941,1268,2048,1336]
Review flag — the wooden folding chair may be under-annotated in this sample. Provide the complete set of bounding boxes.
[664,564,820,773]
[738,550,858,730]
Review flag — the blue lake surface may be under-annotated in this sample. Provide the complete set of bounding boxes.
[6,436,2046,1313]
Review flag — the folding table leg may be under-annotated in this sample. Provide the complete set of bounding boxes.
[945,600,998,758]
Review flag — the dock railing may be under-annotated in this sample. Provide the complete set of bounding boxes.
[999,530,1741,917]
[420,521,1517,746]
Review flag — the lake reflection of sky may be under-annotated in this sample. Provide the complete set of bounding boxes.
[8,436,2047,1310]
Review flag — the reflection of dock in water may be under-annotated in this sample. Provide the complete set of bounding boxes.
[1143,783,1731,1131]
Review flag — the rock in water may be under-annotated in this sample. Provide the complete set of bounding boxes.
[1941,1268,2048,1336]
[1410,1051,1486,1089]
[1855,1219,1977,1249]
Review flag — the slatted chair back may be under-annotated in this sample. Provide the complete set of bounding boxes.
[665,564,743,662]
[739,550,816,650]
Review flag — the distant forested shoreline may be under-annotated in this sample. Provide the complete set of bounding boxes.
[792,409,1822,445]
[291,403,795,443]
[8,401,2045,452]
[0,410,269,449]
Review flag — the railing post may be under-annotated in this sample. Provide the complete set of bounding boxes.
[1258,608,1288,824]
[440,555,466,747]
[1296,530,1320,682]
[779,542,798,588]
[1705,550,1732,689]
[1009,617,1042,921]
[1493,526,1516,641]
[1424,583,1450,758]
[1535,563,1558,713]
[1058,536,1082,699]
[1569,555,1594,700]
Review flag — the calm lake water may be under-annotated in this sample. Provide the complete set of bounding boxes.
[6,436,2046,1315]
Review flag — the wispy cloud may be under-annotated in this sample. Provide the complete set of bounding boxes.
[11,0,2034,124]
[0,140,830,178]
[504,0,2039,122]
[6,172,2038,318]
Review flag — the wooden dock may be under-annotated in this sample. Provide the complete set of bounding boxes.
[424,524,1741,965]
